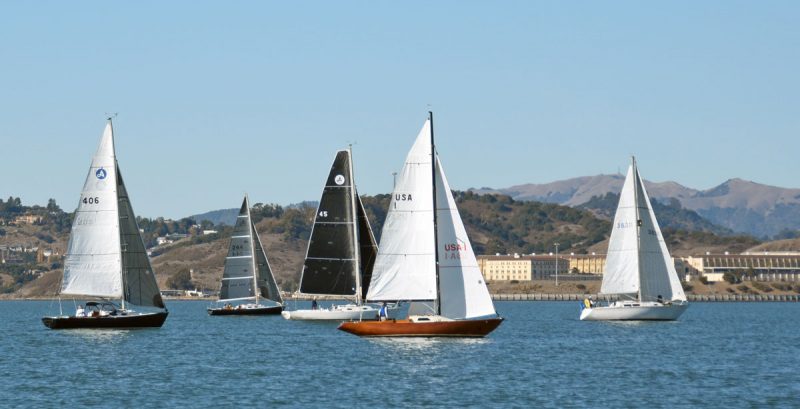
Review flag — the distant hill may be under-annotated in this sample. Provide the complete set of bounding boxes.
[474,176,800,238]
[0,192,768,298]
[190,208,238,226]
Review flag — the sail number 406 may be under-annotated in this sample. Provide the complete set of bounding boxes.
[82,197,100,205]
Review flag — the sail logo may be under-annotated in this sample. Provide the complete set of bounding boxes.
[616,221,635,229]
[443,240,469,259]
[395,194,413,201]
[95,168,107,180]
[334,175,345,185]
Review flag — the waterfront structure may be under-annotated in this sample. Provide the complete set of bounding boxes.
[678,252,800,282]
[568,253,606,275]
[477,254,569,281]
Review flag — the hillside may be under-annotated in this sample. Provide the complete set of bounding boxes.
[475,176,800,238]
[0,193,767,298]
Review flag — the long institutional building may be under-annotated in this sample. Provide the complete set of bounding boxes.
[478,252,800,282]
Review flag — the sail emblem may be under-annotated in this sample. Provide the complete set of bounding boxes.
[334,175,345,185]
[95,168,107,179]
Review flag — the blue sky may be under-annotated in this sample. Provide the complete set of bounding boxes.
[1,1,798,218]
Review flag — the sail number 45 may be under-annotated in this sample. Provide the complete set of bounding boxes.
[82,196,100,205]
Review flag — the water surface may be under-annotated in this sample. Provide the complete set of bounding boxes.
[1,300,798,408]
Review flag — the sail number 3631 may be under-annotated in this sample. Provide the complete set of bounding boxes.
[82,196,100,205]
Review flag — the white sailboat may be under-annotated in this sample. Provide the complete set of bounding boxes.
[282,148,388,321]
[208,195,284,315]
[580,157,688,321]
[42,119,168,329]
[338,112,503,337]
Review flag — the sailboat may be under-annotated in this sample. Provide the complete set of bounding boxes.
[580,157,689,321]
[207,195,284,315]
[282,148,386,320]
[42,119,169,329]
[338,112,503,337]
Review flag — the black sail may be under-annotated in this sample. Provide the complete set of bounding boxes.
[299,150,358,296]
[117,165,165,309]
[356,192,378,301]
[219,199,256,301]
[252,222,283,304]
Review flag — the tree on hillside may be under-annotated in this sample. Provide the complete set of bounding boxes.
[166,268,194,290]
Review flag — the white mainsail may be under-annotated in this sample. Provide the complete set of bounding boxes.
[367,116,496,319]
[601,158,686,302]
[60,122,123,299]
[366,121,437,302]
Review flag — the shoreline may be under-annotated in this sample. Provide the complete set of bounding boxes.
[6,293,799,302]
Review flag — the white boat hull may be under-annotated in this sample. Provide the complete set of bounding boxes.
[580,301,688,321]
[282,304,386,321]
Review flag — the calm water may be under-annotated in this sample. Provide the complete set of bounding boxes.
[1,300,798,408]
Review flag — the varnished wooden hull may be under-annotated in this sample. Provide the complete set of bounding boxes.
[338,317,503,337]
[207,305,283,316]
[42,311,168,329]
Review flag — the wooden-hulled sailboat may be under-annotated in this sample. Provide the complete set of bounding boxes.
[208,195,284,315]
[282,148,387,320]
[42,119,168,329]
[338,112,503,337]
[580,157,688,321]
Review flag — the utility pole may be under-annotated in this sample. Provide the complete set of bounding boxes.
[554,242,560,286]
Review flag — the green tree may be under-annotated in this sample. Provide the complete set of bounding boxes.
[166,268,194,290]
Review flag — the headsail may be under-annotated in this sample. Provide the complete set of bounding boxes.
[219,198,258,301]
[435,157,496,319]
[298,150,359,297]
[355,193,378,301]
[252,220,283,304]
[117,165,164,308]
[366,121,437,302]
[61,121,123,299]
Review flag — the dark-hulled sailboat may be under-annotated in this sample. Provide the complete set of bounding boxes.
[42,119,168,329]
[338,112,503,337]
[208,195,284,315]
[282,148,386,320]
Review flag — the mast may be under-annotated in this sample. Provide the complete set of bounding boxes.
[246,194,259,305]
[110,117,126,312]
[429,111,442,315]
[632,156,643,302]
[348,145,362,305]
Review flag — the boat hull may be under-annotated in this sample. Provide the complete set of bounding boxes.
[580,303,688,321]
[208,305,283,316]
[282,305,380,321]
[42,311,168,329]
[337,317,503,337]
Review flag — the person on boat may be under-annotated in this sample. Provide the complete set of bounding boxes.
[379,302,388,321]
[311,298,319,310]
[657,295,664,304]
[225,303,233,310]
[583,298,591,309]
[75,305,85,317]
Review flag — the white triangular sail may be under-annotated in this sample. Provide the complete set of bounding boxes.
[601,159,686,302]
[435,157,496,319]
[366,121,437,302]
[367,116,497,320]
[60,122,123,299]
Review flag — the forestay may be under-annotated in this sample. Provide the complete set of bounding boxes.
[366,121,437,302]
